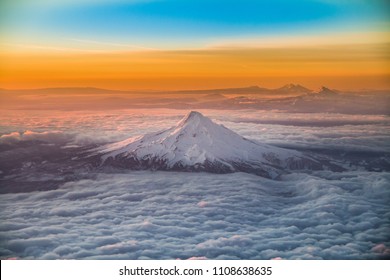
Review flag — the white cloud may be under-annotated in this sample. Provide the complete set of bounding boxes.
[0,171,389,259]
[1,109,389,152]
[0,130,69,144]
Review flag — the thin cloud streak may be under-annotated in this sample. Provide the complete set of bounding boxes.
[68,38,159,51]
[0,43,109,53]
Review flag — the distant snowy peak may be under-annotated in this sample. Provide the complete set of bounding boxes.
[176,110,215,129]
[277,84,312,94]
[316,86,339,96]
[95,111,326,178]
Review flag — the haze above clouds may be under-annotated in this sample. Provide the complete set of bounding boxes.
[1,109,389,152]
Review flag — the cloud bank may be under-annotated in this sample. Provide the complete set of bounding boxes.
[0,171,389,259]
[1,109,389,152]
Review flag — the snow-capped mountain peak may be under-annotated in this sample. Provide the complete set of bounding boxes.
[317,86,338,96]
[177,110,214,129]
[278,83,312,93]
[94,111,325,178]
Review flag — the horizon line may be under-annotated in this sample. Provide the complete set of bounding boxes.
[1,84,390,93]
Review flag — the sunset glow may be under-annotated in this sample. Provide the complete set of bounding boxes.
[1,0,389,90]
[1,42,389,90]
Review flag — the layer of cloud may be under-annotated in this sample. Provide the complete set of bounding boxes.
[0,109,182,146]
[0,171,389,260]
[0,108,389,259]
[0,130,69,145]
[1,109,389,152]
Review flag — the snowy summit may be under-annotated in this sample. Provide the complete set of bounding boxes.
[95,111,323,178]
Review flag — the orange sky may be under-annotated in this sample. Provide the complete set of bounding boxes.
[1,42,389,90]
[1,0,389,91]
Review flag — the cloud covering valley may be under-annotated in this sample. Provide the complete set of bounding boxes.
[0,109,389,259]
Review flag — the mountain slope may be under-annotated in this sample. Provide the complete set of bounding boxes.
[276,84,313,94]
[94,111,325,178]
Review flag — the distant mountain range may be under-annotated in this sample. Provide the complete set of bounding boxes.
[0,84,322,96]
[1,85,388,114]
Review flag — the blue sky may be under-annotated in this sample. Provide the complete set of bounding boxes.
[1,0,389,49]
